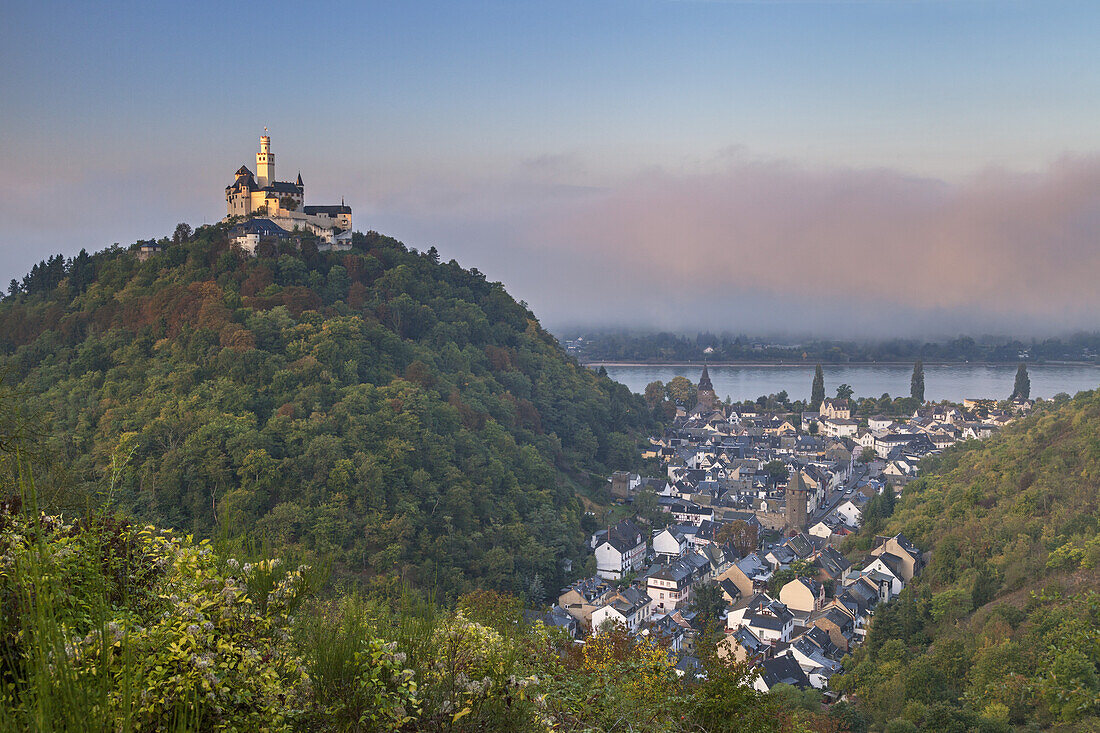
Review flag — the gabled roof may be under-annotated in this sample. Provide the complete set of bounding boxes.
[741,594,794,630]
[560,576,614,603]
[601,519,645,553]
[719,578,742,602]
[735,553,772,581]
[607,587,652,617]
[783,533,814,558]
[731,626,768,653]
[815,546,852,579]
[757,656,812,690]
[787,576,822,596]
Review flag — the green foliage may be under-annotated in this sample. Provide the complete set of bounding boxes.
[911,359,924,403]
[666,375,697,409]
[0,226,654,596]
[839,390,1100,730]
[567,331,1100,365]
[763,460,789,483]
[0,501,323,730]
[811,364,825,410]
[1011,362,1031,400]
[1,496,803,732]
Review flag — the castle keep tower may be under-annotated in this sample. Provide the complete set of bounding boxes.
[256,134,274,187]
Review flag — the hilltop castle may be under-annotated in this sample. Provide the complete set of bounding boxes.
[224,134,352,252]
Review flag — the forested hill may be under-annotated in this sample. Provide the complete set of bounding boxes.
[839,389,1100,731]
[0,226,652,598]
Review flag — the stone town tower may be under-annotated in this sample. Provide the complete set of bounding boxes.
[256,133,274,187]
[785,469,809,535]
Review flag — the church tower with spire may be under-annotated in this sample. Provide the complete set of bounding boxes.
[696,364,717,411]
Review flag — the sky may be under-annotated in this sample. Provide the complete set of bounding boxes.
[2,0,1100,337]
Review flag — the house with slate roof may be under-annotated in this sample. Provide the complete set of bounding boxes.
[780,628,844,689]
[717,552,773,598]
[727,593,796,645]
[558,577,616,629]
[717,626,770,664]
[754,656,813,692]
[779,576,825,618]
[870,533,924,582]
[809,606,857,652]
[591,587,654,633]
[594,519,647,580]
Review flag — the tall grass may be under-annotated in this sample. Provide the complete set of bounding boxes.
[3,463,128,730]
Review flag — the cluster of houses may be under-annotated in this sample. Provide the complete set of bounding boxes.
[536,367,1030,692]
[720,533,923,692]
[543,519,924,691]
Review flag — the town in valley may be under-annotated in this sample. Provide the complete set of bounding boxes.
[541,365,1034,692]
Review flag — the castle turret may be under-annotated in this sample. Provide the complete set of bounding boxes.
[256,133,274,188]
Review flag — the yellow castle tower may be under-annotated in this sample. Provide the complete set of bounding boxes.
[256,132,274,187]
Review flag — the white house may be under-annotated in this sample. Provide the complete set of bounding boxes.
[868,416,894,431]
[821,417,859,438]
[860,557,905,600]
[594,519,647,580]
[835,497,867,528]
[652,526,690,561]
[727,593,795,645]
[591,587,653,633]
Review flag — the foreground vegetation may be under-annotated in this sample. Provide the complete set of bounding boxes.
[1,483,860,732]
[838,389,1100,731]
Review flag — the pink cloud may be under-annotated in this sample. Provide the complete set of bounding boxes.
[518,153,1100,320]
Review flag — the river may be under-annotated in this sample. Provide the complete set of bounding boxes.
[594,363,1100,403]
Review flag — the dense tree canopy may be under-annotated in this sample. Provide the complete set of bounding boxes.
[0,226,654,597]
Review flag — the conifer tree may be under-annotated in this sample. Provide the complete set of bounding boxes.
[911,359,925,403]
[1011,362,1030,400]
[811,364,825,410]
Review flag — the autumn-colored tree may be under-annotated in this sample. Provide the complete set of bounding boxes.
[716,519,759,557]
[667,375,697,409]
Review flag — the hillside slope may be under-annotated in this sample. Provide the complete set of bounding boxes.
[0,226,652,596]
[838,390,1100,731]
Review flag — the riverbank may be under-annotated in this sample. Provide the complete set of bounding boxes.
[582,360,1100,368]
